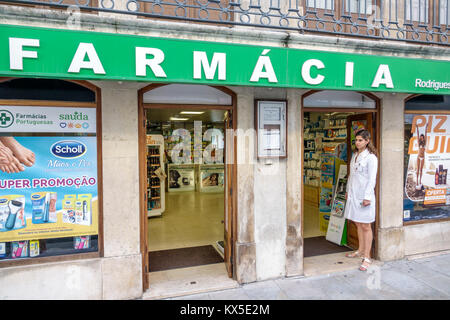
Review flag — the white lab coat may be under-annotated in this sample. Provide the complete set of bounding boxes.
[344,149,378,223]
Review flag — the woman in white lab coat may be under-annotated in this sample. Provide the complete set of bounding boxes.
[344,129,378,272]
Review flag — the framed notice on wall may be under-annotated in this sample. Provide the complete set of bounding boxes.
[255,100,287,159]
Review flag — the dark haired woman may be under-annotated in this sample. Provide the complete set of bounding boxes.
[344,129,378,272]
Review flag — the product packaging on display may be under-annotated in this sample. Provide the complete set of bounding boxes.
[12,241,29,258]
[0,242,6,258]
[31,192,57,224]
[74,236,90,249]
[62,194,92,226]
[0,195,26,232]
[29,240,40,257]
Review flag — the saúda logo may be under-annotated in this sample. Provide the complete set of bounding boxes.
[50,140,87,159]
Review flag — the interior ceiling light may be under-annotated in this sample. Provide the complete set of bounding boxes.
[180,111,205,115]
[170,117,189,121]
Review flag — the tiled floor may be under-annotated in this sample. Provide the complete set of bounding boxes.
[148,191,224,251]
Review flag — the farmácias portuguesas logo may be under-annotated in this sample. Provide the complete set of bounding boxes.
[0,110,14,128]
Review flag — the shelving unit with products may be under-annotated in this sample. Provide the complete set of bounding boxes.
[146,134,166,217]
[303,113,348,188]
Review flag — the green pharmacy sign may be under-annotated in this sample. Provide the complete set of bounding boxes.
[0,24,449,94]
[0,110,14,128]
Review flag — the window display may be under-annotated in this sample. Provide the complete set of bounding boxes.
[0,105,99,261]
[403,113,450,222]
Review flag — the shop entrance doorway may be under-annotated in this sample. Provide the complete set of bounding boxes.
[138,84,236,293]
[301,91,380,265]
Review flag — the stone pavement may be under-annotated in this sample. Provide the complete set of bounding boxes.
[167,252,450,300]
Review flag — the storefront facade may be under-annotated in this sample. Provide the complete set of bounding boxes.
[0,1,449,299]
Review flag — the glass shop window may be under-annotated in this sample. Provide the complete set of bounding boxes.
[403,95,450,223]
[0,78,100,262]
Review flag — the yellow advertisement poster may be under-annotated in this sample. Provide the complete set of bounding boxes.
[0,136,99,242]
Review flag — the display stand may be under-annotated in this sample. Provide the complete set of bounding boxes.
[326,164,348,245]
[168,164,196,192]
[147,135,165,217]
[198,164,224,193]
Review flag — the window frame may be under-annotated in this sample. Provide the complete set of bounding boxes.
[0,77,104,268]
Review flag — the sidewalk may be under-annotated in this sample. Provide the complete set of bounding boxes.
[167,251,450,300]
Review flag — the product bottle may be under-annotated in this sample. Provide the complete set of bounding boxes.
[435,168,439,185]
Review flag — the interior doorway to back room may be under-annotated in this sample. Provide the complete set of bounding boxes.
[302,90,379,260]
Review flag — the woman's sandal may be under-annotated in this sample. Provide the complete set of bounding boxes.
[345,251,362,258]
[359,257,372,272]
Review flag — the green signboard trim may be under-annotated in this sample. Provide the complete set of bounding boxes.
[0,23,449,95]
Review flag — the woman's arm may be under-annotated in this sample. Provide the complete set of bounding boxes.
[363,154,378,202]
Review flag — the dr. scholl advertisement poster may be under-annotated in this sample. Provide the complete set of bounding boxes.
[0,106,98,242]
[404,114,450,221]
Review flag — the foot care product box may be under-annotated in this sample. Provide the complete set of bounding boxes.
[62,195,77,224]
[29,240,40,257]
[77,194,92,226]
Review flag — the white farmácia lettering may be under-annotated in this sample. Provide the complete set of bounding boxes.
[8,37,395,88]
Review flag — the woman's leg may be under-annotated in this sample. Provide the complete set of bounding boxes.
[356,222,365,254]
[361,223,373,259]
[419,159,424,185]
[416,157,420,186]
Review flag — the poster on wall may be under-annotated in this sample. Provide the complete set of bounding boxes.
[404,114,450,221]
[168,164,195,192]
[0,106,98,242]
[200,165,224,193]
